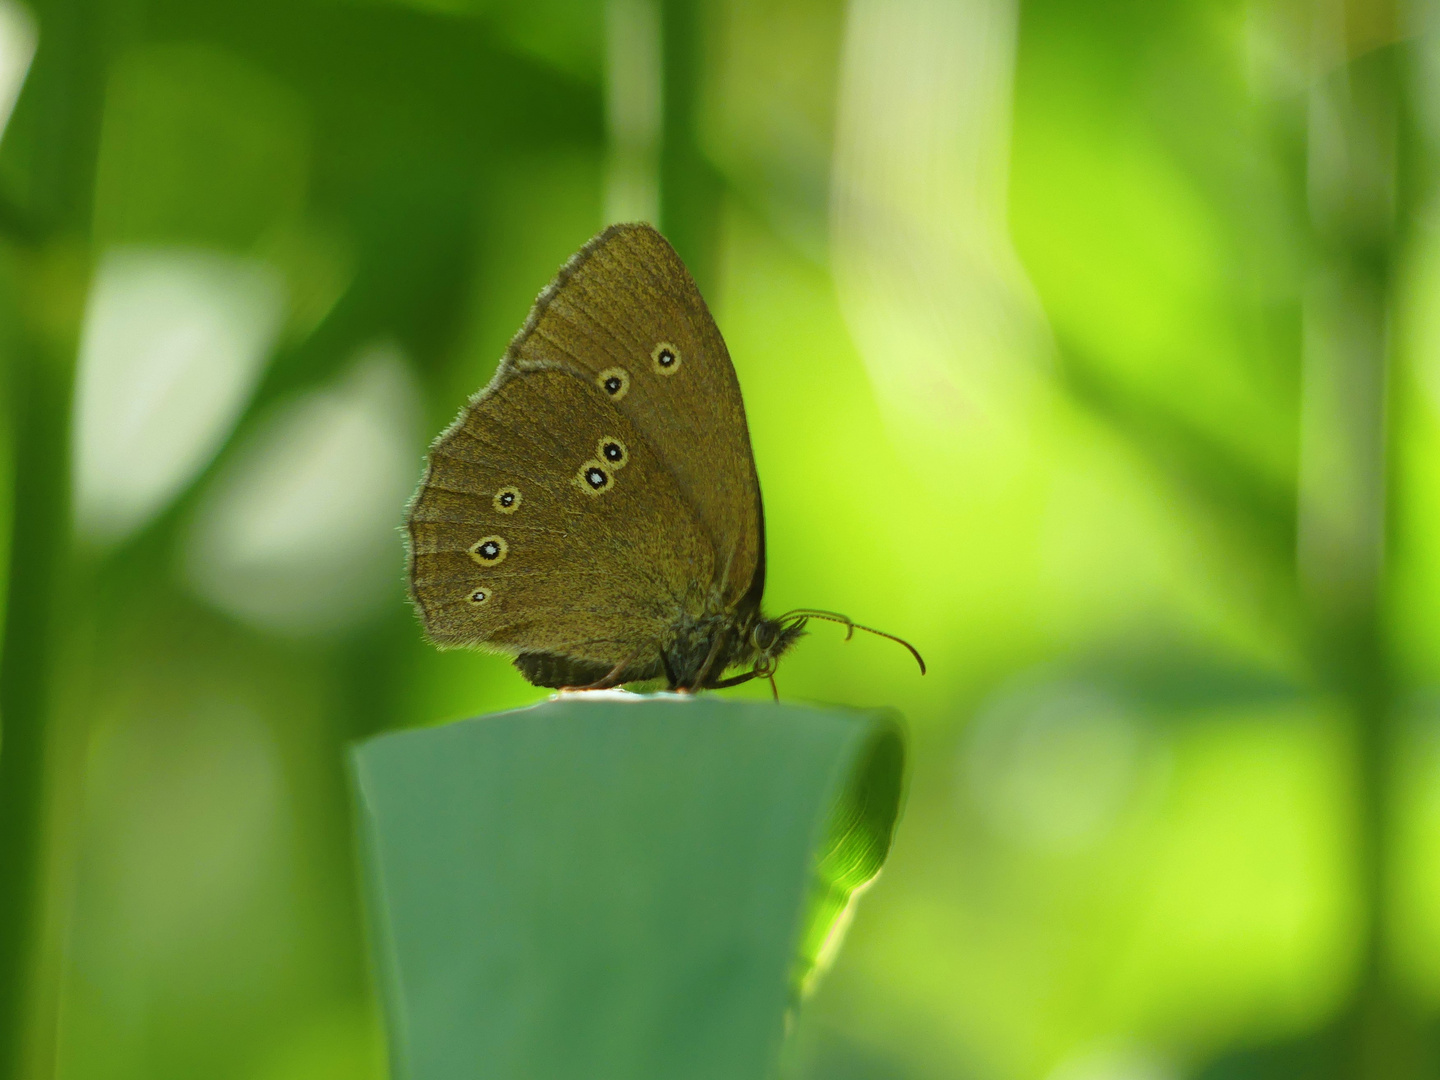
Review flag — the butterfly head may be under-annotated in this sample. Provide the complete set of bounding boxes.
[747,615,808,678]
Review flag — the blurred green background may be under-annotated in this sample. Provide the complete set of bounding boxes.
[0,0,1436,1077]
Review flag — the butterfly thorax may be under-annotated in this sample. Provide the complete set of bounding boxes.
[662,603,805,690]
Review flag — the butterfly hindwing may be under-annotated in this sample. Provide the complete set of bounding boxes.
[407,365,716,679]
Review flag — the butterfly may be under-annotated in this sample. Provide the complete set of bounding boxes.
[405,223,923,695]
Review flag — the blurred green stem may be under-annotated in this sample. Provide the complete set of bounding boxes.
[0,334,74,1080]
[658,0,722,294]
[1300,30,1423,1078]
[0,0,104,1075]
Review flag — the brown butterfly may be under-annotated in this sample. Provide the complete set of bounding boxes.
[405,223,923,695]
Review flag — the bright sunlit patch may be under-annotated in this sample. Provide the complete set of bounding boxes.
[1045,1043,1177,1080]
[603,0,661,224]
[551,688,638,701]
[830,0,1050,441]
[0,0,36,145]
[183,344,420,635]
[72,247,286,544]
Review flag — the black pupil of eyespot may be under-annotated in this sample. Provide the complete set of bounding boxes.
[605,378,620,392]
[482,543,497,557]
[474,591,484,600]
[501,492,513,505]
[659,350,674,365]
[587,468,606,487]
[605,444,621,460]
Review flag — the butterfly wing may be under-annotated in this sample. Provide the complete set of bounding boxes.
[504,223,765,610]
[407,365,716,682]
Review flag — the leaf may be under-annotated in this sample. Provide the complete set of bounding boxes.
[351,694,905,1080]
[792,716,905,999]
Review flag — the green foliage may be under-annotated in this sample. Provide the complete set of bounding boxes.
[352,696,903,1080]
[93,43,309,250]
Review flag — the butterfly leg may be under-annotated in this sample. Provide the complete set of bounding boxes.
[705,668,779,700]
[690,632,730,690]
[709,670,759,689]
[560,655,635,692]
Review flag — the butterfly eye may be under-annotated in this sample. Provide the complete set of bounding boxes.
[597,367,631,400]
[651,341,681,375]
[493,486,521,513]
[468,535,508,565]
[597,438,628,469]
[576,459,614,495]
[467,588,492,605]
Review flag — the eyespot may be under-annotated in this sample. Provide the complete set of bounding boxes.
[576,459,614,495]
[467,588,492,606]
[597,367,630,400]
[597,437,628,469]
[493,486,521,513]
[651,341,681,375]
[468,535,508,565]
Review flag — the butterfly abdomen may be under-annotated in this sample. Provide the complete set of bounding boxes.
[513,651,664,689]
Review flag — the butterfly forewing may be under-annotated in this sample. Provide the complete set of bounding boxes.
[408,366,715,673]
[505,224,764,608]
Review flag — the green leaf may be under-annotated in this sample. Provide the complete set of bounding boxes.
[351,694,905,1080]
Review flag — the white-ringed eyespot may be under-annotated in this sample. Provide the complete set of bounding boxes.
[576,460,614,495]
[468,535,508,565]
[651,342,681,375]
[597,367,631,399]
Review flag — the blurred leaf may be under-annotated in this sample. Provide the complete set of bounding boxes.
[94,42,309,251]
[0,0,37,146]
[352,696,905,1080]
[183,344,420,635]
[71,247,286,544]
[258,216,357,343]
[326,0,606,82]
[795,718,905,997]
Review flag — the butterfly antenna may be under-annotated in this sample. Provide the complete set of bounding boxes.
[781,609,926,675]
